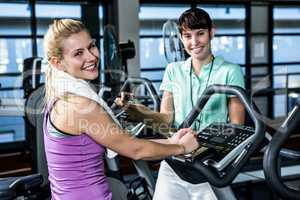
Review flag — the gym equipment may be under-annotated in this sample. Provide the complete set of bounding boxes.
[24,85,47,186]
[22,57,42,98]
[0,57,42,117]
[0,174,43,200]
[165,84,265,187]
[103,25,123,83]
[103,24,136,104]
[116,77,160,111]
[108,77,162,199]
[0,57,46,199]
[263,99,300,199]
[162,20,185,63]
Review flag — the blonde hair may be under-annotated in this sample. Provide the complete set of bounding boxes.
[44,19,88,103]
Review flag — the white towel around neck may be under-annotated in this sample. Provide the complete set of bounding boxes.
[51,67,119,157]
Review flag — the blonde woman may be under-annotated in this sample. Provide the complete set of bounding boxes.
[42,18,199,200]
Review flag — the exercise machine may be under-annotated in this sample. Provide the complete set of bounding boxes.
[165,84,266,187]
[0,57,46,200]
[263,99,300,199]
[105,77,161,200]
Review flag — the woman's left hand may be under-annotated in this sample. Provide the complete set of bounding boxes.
[169,128,192,144]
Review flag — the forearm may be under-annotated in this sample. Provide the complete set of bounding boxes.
[150,138,170,144]
[128,104,174,135]
[132,138,184,160]
[229,97,245,124]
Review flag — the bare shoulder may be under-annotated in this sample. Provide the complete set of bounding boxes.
[58,94,100,112]
[51,95,101,135]
[65,94,97,106]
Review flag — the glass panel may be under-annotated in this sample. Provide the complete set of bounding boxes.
[288,75,300,88]
[139,5,189,35]
[0,3,32,144]
[0,76,22,88]
[140,38,168,69]
[252,66,268,75]
[0,39,32,73]
[200,5,245,34]
[36,4,81,35]
[99,6,104,84]
[0,89,24,98]
[274,6,300,33]
[274,94,286,117]
[140,5,245,35]
[251,67,269,90]
[274,64,300,74]
[36,38,48,75]
[273,36,300,63]
[0,3,31,35]
[141,70,164,81]
[251,36,268,64]
[99,5,104,36]
[212,36,245,65]
[139,5,190,20]
[0,117,25,143]
[274,65,300,88]
[140,36,245,69]
[273,75,286,88]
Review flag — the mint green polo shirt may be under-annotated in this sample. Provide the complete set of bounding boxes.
[159,56,245,131]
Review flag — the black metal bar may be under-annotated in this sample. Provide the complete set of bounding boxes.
[0,35,34,39]
[140,33,246,38]
[273,33,300,36]
[0,87,23,91]
[140,0,250,5]
[0,72,22,77]
[29,0,37,57]
[245,3,251,92]
[0,141,26,154]
[268,3,274,118]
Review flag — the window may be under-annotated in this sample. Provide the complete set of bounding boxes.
[0,2,31,144]
[139,5,189,91]
[36,3,81,73]
[139,4,246,92]
[0,1,104,148]
[200,6,246,66]
[273,6,300,117]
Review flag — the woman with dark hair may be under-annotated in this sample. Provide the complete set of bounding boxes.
[116,7,245,200]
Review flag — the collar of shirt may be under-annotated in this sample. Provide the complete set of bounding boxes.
[182,56,225,75]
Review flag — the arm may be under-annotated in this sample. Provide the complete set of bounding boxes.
[227,64,246,125]
[53,96,198,160]
[228,97,245,124]
[116,91,175,135]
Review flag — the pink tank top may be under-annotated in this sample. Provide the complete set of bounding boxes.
[43,103,112,200]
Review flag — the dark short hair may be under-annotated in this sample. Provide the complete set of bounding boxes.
[178,8,212,33]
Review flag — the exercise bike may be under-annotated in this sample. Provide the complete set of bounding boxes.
[263,99,300,199]
[0,57,46,200]
[103,77,161,200]
[165,84,266,187]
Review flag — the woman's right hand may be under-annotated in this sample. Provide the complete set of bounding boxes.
[114,92,132,109]
[114,92,149,122]
[178,130,199,154]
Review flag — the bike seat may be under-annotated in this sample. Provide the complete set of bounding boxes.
[0,174,43,200]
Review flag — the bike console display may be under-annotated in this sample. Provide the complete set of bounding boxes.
[173,122,255,171]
